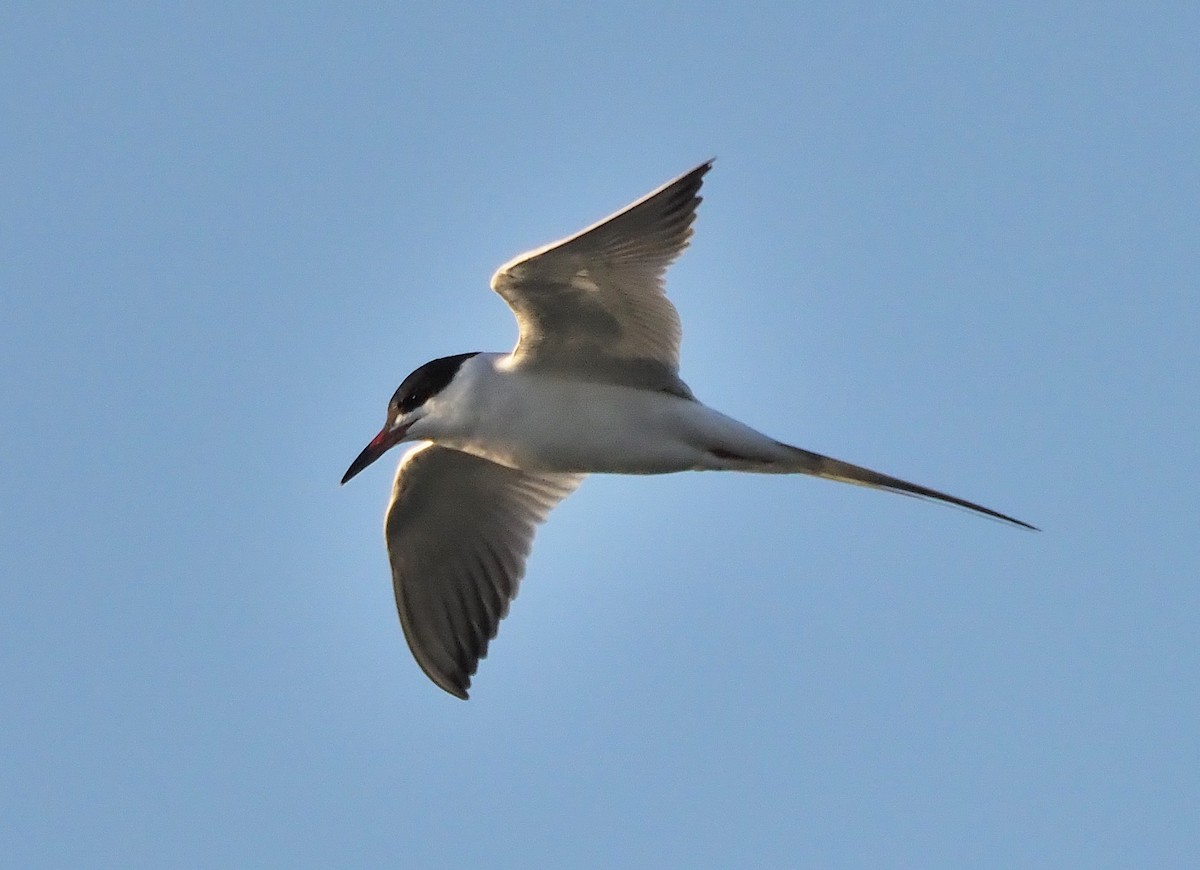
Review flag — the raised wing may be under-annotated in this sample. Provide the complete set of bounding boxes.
[384,443,583,699]
[490,161,712,393]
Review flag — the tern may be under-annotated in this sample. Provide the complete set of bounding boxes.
[342,161,1034,699]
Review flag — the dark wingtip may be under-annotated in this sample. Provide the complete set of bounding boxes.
[687,158,714,186]
[423,665,471,700]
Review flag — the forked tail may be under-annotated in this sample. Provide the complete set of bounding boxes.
[767,441,1037,530]
[689,404,1034,529]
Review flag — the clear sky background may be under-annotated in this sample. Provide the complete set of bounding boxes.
[3,4,1197,868]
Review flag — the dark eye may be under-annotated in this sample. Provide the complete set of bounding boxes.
[392,388,425,415]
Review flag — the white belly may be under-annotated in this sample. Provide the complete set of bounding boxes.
[420,356,786,475]
[463,379,702,473]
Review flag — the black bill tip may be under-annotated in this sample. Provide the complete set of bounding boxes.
[340,426,403,485]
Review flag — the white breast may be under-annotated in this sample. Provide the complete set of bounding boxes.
[417,353,732,474]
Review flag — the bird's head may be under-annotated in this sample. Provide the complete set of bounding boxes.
[341,352,480,485]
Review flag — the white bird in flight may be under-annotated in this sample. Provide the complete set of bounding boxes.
[342,161,1034,699]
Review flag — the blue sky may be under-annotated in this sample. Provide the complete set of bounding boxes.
[3,4,1197,867]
